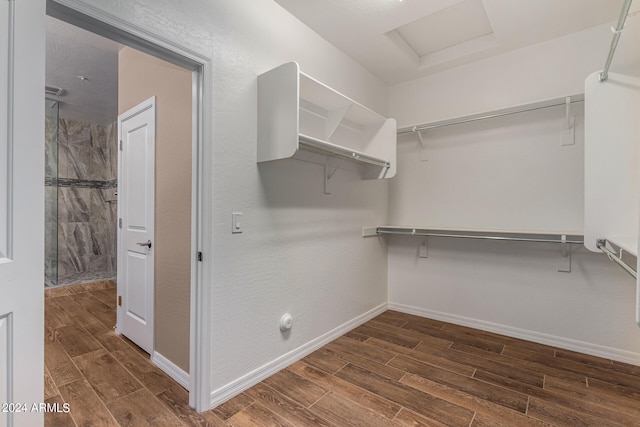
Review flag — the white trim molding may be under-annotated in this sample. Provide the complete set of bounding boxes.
[0,312,14,426]
[0,0,15,263]
[152,352,190,390]
[388,302,640,366]
[209,303,388,408]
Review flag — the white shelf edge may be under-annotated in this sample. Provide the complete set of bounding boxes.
[298,134,390,169]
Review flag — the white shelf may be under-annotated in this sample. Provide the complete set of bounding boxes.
[257,62,396,179]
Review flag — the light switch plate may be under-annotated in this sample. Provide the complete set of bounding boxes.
[232,212,243,234]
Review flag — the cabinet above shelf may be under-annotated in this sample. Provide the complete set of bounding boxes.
[257,62,396,179]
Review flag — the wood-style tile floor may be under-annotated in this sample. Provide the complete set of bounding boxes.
[44,280,228,426]
[46,284,640,426]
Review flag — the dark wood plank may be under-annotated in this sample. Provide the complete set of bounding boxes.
[107,388,183,426]
[473,370,639,425]
[403,321,505,354]
[527,397,619,427]
[389,354,528,413]
[44,342,83,387]
[111,342,177,394]
[381,311,446,330]
[333,335,397,364]
[365,337,476,377]
[53,295,106,327]
[73,349,143,404]
[323,340,406,381]
[227,403,296,427]
[502,345,640,392]
[371,311,414,327]
[43,395,76,427]
[310,391,397,427]
[354,324,421,349]
[334,363,474,426]
[400,373,546,427]
[211,393,255,420]
[440,323,556,357]
[287,361,401,420]
[157,383,218,426]
[57,378,118,426]
[243,383,333,427]
[55,324,103,357]
[392,408,450,427]
[301,347,348,374]
[44,366,59,400]
[544,375,640,420]
[262,368,328,408]
[414,341,546,387]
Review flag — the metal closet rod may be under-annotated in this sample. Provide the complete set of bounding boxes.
[397,98,584,135]
[597,239,638,279]
[376,227,584,244]
[600,0,634,82]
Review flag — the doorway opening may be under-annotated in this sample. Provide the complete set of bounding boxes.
[43,0,209,415]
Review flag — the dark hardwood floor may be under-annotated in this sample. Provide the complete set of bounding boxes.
[45,282,640,426]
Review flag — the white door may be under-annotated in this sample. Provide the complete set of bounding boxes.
[0,1,45,426]
[117,97,156,354]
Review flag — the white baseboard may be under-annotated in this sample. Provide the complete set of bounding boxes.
[152,351,190,390]
[388,302,640,366]
[209,302,388,408]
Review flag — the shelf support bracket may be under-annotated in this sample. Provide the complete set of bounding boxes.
[323,158,343,195]
[415,128,428,162]
[562,96,575,146]
[557,234,572,272]
[419,238,428,258]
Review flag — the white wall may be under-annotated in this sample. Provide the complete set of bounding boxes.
[57,0,390,407]
[387,14,640,362]
[389,19,640,128]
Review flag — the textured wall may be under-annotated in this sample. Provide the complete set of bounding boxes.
[118,46,193,372]
[68,0,390,403]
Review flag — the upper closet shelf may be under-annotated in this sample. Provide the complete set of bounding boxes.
[397,94,584,134]
[258,62,396,179]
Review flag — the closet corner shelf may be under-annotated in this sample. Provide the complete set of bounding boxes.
[257,61,396,179]
[368,226,584,244]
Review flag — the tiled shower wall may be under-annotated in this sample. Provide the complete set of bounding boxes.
[45,118,118,285]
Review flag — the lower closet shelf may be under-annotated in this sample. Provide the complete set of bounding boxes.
[365,226,584,244]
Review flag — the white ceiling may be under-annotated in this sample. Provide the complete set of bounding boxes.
[46,16,120,125]
[45,1,630,124]
[274,0,627,85]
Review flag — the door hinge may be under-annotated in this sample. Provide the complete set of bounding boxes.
[197,251,203,262]
[117,295,122,306]
[119,140,123,151]
[119,218,122,228]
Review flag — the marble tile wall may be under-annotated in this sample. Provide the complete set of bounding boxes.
[44,113,59,286]
[45,118,118,285]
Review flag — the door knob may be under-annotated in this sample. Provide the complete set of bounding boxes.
[137,240,152,249]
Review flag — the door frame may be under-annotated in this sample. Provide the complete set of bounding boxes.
[47,0,213,411]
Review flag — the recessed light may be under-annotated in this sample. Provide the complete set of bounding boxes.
[77,75,88,81]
